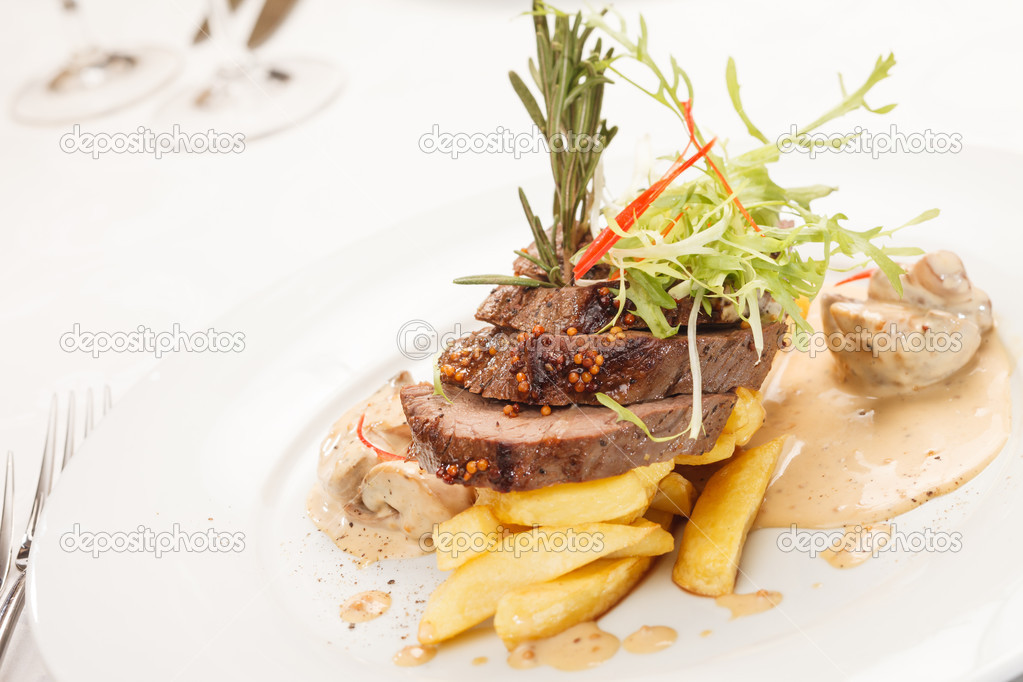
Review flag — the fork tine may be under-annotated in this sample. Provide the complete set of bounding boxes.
[0,453,14,586]
[20,397,58,555]
[83,388,95,439]
[61,392,76,470]
[103,385,112,416]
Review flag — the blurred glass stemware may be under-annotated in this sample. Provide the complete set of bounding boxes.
[11,0,181,124]
[158,0,343,141]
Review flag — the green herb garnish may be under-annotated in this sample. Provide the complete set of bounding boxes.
[457,0,617,287]
[569,7,933,346]
[432,352,452,403]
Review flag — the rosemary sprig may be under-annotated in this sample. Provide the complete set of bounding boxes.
[451,275,557,288]
[517,1,618,283]
[516,188,563,284]
[457,2,617,289]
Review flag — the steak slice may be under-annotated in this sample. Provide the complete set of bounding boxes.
[477,284,780,334]
[400,383,736,492]
[439,322,785,406]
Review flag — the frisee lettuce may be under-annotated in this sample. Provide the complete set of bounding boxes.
[551,6,937,436]
[569,7,934,347]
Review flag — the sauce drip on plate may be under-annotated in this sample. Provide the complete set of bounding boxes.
[507,622,619,671]
[753,290,1012,529]
[715,590,784,619]
[339,590,391,623]
[820,524,892,569]
[622,625,677,654]
[393,645,437,667]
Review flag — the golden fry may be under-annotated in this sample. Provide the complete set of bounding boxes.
[643,507,675,532]
[418,522,657,644]
[674,432,736,467]
[433,505,503,571]
[672,437,785,597]
[484,461,672,527]
[604,518,674,559]
[493,557,652,649]
[723,387,766,446]
[649,472,698,516]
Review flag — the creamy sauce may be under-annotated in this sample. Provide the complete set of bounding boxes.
[754,290,1012,529]
[622,625,677,654]
[306,484,425,566]
[307,373,474,563]
[339,590,392,623]
[820,524,892,569]
[715,590,784,619]
[393,645,437,667]
[507,622,620,671]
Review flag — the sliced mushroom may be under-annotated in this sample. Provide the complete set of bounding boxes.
[347,461,475,549]
[317,371,414,504]
[312,371,473,556]
[868,251,992,332]
[821,292,981,390]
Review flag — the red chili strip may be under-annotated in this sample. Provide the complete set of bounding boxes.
[681,100,760,233]
[356,413,404,461]
[573,137,717,280]
[835,269,876,286]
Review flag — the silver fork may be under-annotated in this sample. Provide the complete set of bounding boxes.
[0,387,111,663]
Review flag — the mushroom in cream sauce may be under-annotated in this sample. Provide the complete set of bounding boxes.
[868,250,992,331]
[820,251,992,390]
[307,372,474,563]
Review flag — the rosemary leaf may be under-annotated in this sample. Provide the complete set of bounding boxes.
[453,275,557,288]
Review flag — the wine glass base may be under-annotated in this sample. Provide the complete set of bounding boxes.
[12,46,181,125]
[157,57,344,141]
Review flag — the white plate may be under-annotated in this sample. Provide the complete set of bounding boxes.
[28,148,1023,682]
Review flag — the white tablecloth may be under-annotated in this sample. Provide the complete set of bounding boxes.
[1,0,1020,678]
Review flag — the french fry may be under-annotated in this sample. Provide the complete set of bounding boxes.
[630,461,675,496]
[723,387,766,446]
[604,518,674,559]
[674,432,736,467]
[473,488,500,507]
[649,472,698,516]
[484,461,672,527]
[433,505,503,571]
[418,522,658,644]
[672,388,764,467]
[643,507,675,532]
[493,557,652,649]
[672,437,785,597]
[605,509,647,524]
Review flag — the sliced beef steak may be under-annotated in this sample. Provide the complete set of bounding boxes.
[439,322,785,406]
[477,284,625,335]
[477,284,780,334]
[401,383,736,492]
